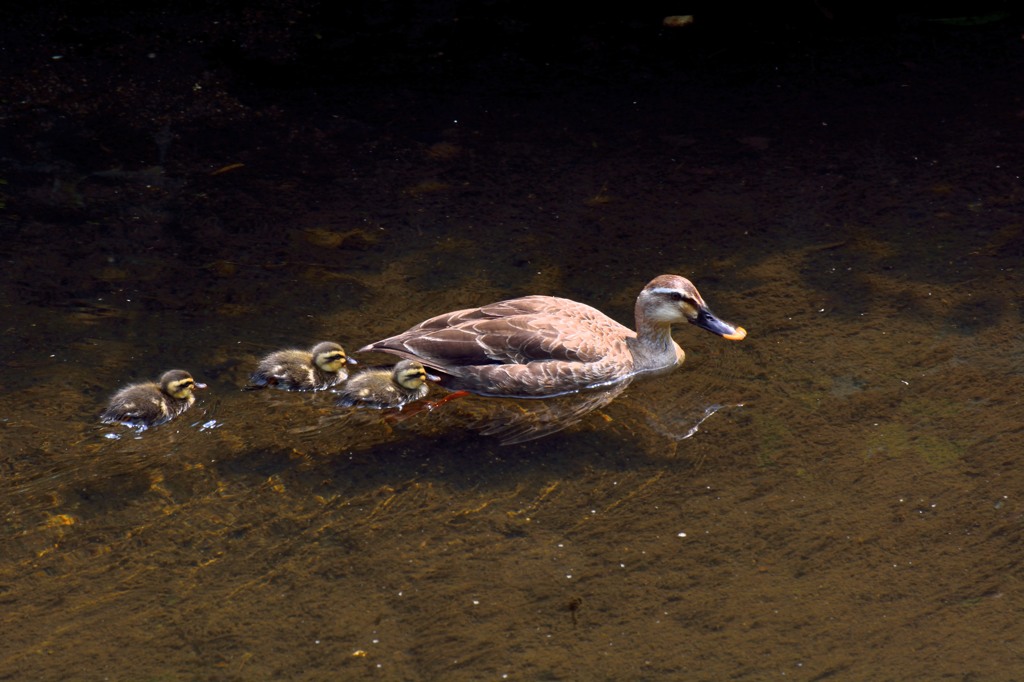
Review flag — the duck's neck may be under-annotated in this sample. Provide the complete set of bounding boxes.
[629,316,685,373]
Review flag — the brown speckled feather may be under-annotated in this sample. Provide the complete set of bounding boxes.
[362,297,637,397]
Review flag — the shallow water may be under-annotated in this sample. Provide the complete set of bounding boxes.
[2,7,1023,680]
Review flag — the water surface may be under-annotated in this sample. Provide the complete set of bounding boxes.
[2,7,1023,680]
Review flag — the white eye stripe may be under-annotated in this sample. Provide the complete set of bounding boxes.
[648,286,703,305]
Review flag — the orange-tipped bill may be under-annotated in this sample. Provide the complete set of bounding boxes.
[693,307,746,341]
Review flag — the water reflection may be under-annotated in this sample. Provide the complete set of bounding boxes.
[288,376,628,446]
[467,382,633,444]
[290,367,740,447]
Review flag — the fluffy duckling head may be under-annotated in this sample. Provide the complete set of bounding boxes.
[393,359,436,389]
[159,369,205,399]
[311,341,352,373]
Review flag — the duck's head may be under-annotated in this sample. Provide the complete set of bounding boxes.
[638,274,746,340]
[394,360,440,389]
[159,370,207,399]
[312,341,355,373]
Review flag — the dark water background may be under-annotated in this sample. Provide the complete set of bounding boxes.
[2,3,1023,680]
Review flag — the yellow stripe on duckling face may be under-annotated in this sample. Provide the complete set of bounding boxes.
[311,341,350,373]
[396,368,426,389]
[394,360,431,389]
[317,351,348,373]
[160,370,205,400]
[166,378,195,399]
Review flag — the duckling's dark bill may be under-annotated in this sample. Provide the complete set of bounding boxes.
[693,307,747,341]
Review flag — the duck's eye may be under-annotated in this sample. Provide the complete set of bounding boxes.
[667,291,684,301]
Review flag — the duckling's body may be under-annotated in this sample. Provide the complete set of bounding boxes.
[359,274,746,398]
[336,360,435,410]
[249,341,353,391]
[102,369,206,428]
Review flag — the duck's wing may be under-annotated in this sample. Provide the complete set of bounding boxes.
[441,357,632,397]
[361,296,633,371]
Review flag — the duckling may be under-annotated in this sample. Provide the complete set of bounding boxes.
[249,341,354,391]
[336,359,437,410]
[101,369,206,428]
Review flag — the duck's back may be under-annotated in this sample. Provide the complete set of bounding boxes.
[362,295,636,397]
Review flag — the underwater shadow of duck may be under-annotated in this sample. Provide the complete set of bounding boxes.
[437,381,634,445]
[292,371,734,451]
[276,400,698,499]
[287,378,630,448]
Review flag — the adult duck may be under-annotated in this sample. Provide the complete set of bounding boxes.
[358,274,745,398]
